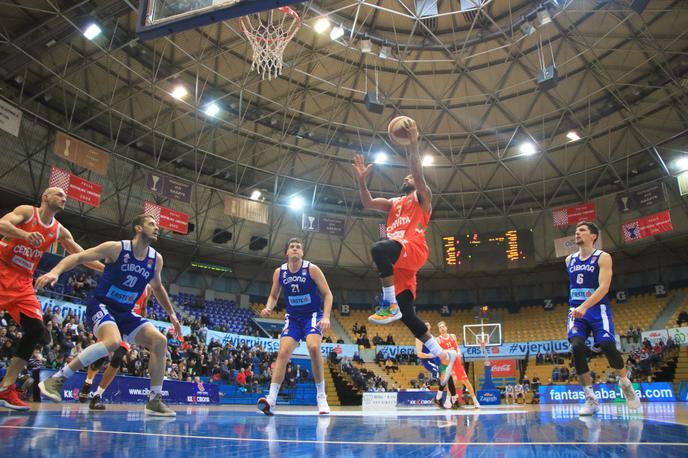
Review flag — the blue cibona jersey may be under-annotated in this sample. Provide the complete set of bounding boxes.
[567,249,609,308]
[93,240,157,313]
[280,260,322,315]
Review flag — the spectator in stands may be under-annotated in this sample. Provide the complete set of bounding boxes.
[360,333,371,349]
[323,336,332,343]
[384,358,395,374]
[375,351,384,363]
[198,324,208,344]
[235,368,247,390]
[385,334,395,345]
[522,375,531,392]
[372,333,383,346]
[547,378,553,386]
[535,351,543,365]
[359,324,367,336]
[559,366,569,381]
[532,376,540,390]
[551,366,560,382]
[353,352,363,364]
[678,310,688,327]
[352,322,359,335]
[336,337,345,344]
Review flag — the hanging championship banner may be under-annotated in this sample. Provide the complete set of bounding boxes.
[616,183,664,213]
[0,99,22,137]
[301,213,345,236]
[48,166,101,207]
[554,233,603,258]
[144,170,192,204]
[53,131,109,175]
[622,210,673,243]
[379,223,387,239]
[552,202,596,228]
[224,195,269,225]
[144,201,189,234]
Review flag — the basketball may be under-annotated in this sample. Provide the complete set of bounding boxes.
[388,116,417,146]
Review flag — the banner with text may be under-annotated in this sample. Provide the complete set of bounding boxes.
[301,213,346,236]
[616,183,664,213]
[490,359,517,377]
[49,166,101,207]
[205,329,357,358]
[53,131,109,175]
[145,170,192,204]
[0,98,22,136]
[540,382,676,404]
[39,369,218,404]
[144,201,189,234]
[224,195,269,225]
[554,234,603,258]
[622,210,673,243]
[552,202,596,228]
[38,295,191,336]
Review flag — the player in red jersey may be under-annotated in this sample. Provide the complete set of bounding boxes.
[437,321,480,409]
[353,118,456,385]
[78,285,151,410]
[0,187,103,410]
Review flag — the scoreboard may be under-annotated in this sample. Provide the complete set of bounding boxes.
[442,230,535,270]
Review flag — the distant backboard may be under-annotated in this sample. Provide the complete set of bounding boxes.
[137,0,305,40]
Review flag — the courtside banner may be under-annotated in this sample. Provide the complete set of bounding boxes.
[39,369,219,404]
[490,359,517,377]
[362,392,397,410]
[539,382,676,404]
[205,329,357,358]
[679,382,688,402]
[37,295,192,336]
[396,390,438,406]
[377,345,416,359]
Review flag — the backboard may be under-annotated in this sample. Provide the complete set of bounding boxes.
[137,0,305,40]
[463,323,502,348]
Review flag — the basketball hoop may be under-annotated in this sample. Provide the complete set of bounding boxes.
[240,6,301,80]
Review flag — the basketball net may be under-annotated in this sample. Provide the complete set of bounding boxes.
[240,7,300,80]
[478,334,489,364]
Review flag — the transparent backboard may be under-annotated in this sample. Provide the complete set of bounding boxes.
[137,0,305,40]
[463,323,502,347]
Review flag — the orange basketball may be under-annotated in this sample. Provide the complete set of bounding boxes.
[387,115,417,146]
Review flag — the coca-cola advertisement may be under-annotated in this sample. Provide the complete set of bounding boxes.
[490,359,516,377]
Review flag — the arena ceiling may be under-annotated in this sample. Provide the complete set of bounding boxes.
[1,0,688,284]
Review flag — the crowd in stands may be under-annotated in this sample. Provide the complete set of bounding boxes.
[338,358,398,393]
[677,310,688,327]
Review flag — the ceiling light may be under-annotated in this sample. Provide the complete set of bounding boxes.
[537,10,552,26]
[330,25,344,40]
[83,23,102,40]
[422,154,434,166]
[520,21,536,36]
[250,190,262,201]
[519,142,537,156]
[170,85,188,100]
[566,131,581,142]
[360,39,372,54]
[289,195,305,210]
[675,157,688,171]
[379,45,391,59]
[374,152,388,164]
[314,17,331,34]
[204,102,220,117]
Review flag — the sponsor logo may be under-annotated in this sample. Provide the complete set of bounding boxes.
[123,253,130,263]
[569,264,596,273]
[283,275,307,284]
[11,255,34,270]
[13,245,43,258]
[121,263,151,279]
[388,215,411,233]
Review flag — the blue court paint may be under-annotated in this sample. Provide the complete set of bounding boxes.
[0,403,686,457]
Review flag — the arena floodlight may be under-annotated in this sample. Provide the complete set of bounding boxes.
[83,23,102,40]
[519,142,537,156]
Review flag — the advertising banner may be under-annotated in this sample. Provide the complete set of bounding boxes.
[144,201,189,234]
[489,359,516,377]
[539,382,676,404]
[622,210,673,243]
[679,381,688,402]
[362,392,397,410]
[477,389,501,406]
[39,369,219,404]
[552,202,596,228]
[376,345,416,359]
[49,166,102,207]
[641,329,669,346]
[396,390,438,407]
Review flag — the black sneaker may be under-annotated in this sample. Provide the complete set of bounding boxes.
[89,394,106,411]
[78,382,92,403]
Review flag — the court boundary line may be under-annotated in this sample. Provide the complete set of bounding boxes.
[1,425,687,447]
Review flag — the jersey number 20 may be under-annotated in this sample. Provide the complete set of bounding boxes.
[123,274,138,288]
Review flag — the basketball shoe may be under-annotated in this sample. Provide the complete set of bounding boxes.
[257,397,275,416]
[620,382,641,410]
[579,395,600,416]
[368,300,402,324]
[0,384,30,411]
[317,393,330,414]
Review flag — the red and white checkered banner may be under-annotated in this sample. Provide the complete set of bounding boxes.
[552,202,596,228]
[48,166,101,207]
[144,201,189,234]
[622,210,673,243]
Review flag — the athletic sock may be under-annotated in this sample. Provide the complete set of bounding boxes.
[85,378,94,385]
[382,286,396,304]
[583,385,596,399]
[54,366,74,379]
[95,386,106,397]
[268,383,280,405]
[435,390,443,400]
[619,376,631,386]
[149,385,162,400]
[423,337,444,358]
[315,381,325,396]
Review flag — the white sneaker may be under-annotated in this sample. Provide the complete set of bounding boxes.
[443,398,453,409]
[317,394,330,415]
[620,382,641,410]
[579,396,600,416]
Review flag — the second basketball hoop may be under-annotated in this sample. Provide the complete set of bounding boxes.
[240,6,301,80]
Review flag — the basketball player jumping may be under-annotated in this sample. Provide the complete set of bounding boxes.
[353,117,456,384]
[78,285,151,410]
[0,187,103,411]
[566,221,640,415]
[257,237,333,415]
[36,215,181,416]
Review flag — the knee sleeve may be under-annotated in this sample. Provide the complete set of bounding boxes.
[597,341,624,370]
[570,336,590,375]
[446,377,457,396]
[16,314,49,361]
[397,290,427,339]
[371,240,402,278]
[109,346,127,369]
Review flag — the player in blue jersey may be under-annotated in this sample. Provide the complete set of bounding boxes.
[35,215,181,416]
[566,221,640,415]
[415,321,457,409]
[257,237,333,416]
